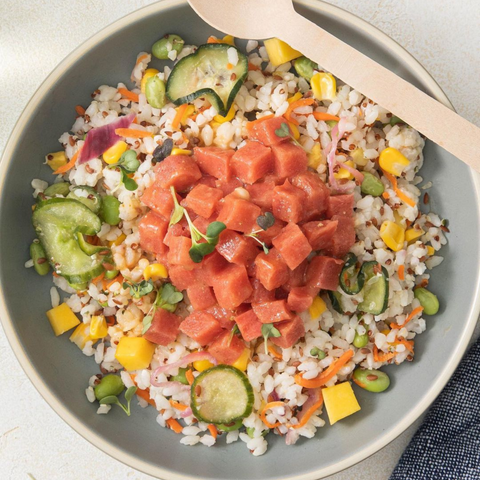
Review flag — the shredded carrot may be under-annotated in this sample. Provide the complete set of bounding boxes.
[312,112,340,122]
[284,98,315,126]
[267,345,283,360]
[259,401,285,429]
[207,424,218,439]
[390,306,424,330]
[248,62,261,71]
[226,62,234,70]
[295,350,354,388]
[52,272,59,278]
[245,114,275,135]
[398,265,405,281]
[130,374,156,407]
[169,399,189,411]
[54,149,80,174]
[166,418,183,434]
[135,53,148,66]
[395,339,415,353]
[185,369,194,385]
[290,391,324,430]
[172,104,189,130]
[207,36,220,44]
[92,272,105,284]
[115,128,153,138]
[373,345,397,363]
[75,105,85,116]
[382,191,390,200]
[382,171,416,208]
[118,87,139,103]
[106,274,123,289]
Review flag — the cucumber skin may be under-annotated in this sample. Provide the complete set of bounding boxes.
[357,262,389,315]
[190,365,254,424]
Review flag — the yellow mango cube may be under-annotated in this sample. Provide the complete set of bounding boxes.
[45,151,67,171]
[46,303,80,336]
[115,337,156,371]
[427,245,435,256]
[322,382,361,425]
[264,38,302,66]
[69,322,96,350]
[193,358,215,372]
[90,315,108,340]
[307,143,322,170]
[231,348,251,372]
[309,296,327,319]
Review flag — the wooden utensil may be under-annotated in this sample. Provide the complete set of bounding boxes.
[188,0,480,172]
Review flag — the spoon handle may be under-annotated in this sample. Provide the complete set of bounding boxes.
[281,13,480,171]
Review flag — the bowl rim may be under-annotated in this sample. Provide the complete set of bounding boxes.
[1,0,480,478]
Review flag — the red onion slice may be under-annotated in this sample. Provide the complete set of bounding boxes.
[337,160,364,184]
[179,407,193,418]
[296,388,322,425]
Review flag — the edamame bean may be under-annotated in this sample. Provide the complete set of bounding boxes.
[353,368,390,393]
[353,332,369,348]
[44,182,70,197]
[170,367,189,385]
[414,287,440,315]
[145,76,166,109]
[152,34,185,60]
[293,56,318,81]
[30,240,50,276]
[101,195,121,226]
[94,374,125,401]
[310,347,326,359]
[361,172,385,197]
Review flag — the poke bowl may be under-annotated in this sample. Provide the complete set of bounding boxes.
[1,1,480,479]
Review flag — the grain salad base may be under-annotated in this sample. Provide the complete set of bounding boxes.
[29,38,447,455]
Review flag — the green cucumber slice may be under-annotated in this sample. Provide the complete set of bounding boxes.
[166,44,248,116]
[328,291,345,314]
[357,261,389,315]
[44,182,71,197]
[32,198,104,286]
[67,186,102,214]
[339,253,365,295]
[191,365,254,424]
[76,232,110,256]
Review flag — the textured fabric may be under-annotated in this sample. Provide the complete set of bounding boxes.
[390,339,480,480]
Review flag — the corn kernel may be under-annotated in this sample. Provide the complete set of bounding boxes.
[221,35,236,46]
[214,104,236,124]
[45,151,67,171]
[171,148,193,156]
[108,233,126,247]
[193,358,215,372]
[103,141,128,165]
[309,296,327,319]
[143,263,168,281]
[69,323,96,350]
[287,92,303,104]
[141,68,160,94]
[334,159,354,180]
[46,303,80,336]
[405,227,425,243]
[322,382,361,425]
[311,73,336,101]
[288,122,300,140]
[379,147,410,176]
[380,221,405,252]
[307,143,322,170]
[427,245,435,256]
[350,148,368,167]
[232,348,251,372]
[263,38,302,66]
[90,315,108,339]
[115,337,156,371]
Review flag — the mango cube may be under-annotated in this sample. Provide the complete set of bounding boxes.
[264,38,302,66]
[115,337,156,371]
[193,358,215,372]
[69,322,96,350]
[89,315,108,339]
[231,348,251,372]
[309,296,327,319]
[322,382,361,425]
[46,303,80,336]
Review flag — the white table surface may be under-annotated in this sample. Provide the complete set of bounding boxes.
[0,1,479,479]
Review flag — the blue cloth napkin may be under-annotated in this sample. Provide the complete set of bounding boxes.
[390,338,480,480]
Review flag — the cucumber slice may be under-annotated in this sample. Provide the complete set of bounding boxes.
[67,186,102,214]
[166,44,248,116]
[191,365,254,424]
[357,261,389,315]
[44,182,71,197]
[32,198,104,286]
[328,291,345,314]
[339,253,365,295]
[76,232,110,256]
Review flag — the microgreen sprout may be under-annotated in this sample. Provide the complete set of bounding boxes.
[228,324,240,346]
[122,279,154,299]
[245,213,275,254]
[261,323,281,355]
[99,386,138,416]
[274,122,308,151]
[108,150,140,191]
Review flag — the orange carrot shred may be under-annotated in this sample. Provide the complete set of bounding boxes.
[118,87,139,103]
[290,391,324,429]
[52,272,59,278]
[135,54,148,66]
[248,62,261,71]
[226,63,234,70]
[267,345,283,360]
[130,375,156,407]
[92,272,105,284]
[312,111,340,122]
[75,105,85,116]
[185,369,194,385]
[114,128,153,138]
[398,265,405,281]
[382,170,416,208]
[207,36,220,44]
[207,424,218,439]
[395,339,415,353]
[390,306,424,330]
[284,98,315,126]
[259,401,285,429]
[373,345,397,363]
[169,399,189,411]
[54,149,80,175]
[245,114,275,135]
[172,104,189,130]
[106,274,123,290]
[166,418,183,434]
[382,191,390,200]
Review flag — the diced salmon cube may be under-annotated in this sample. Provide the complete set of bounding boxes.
[155,155,202,192]
[168,265,199,291]
[231,141,274,184]
[302,220,338,251]
[272,223,312,270]
[271,142,308,179]
[143,308,182,346]
[138,211,169,255]
[327,194,355,218]
[179,311,224,346]
[198,175,217,188]
[254,248,289,291]
[248,278,276,303]
[235,309,263,342]
[257,219,286,246]
[246,179,275,210]
[247,116,291,146]
[272,180,307,223]
[205,305,236,330]
[208,330,245,364]
[324,215,356,257]
[217,197,262,233]
[193,147,234,181]
[192,215,215,235]
[283,260,308,292]
[141,184,176,220]
[163,220,189,247]
[306,256,344,293]
[198,252,229,286]
[291,171,330,220]
[216,229,259,265]
[215,177,243,196]
[287,287,315,313]
[252,300,293,323]
[186,284,217,310]
[183,184,223,218]
[167,236,198,269]
[270,316,305,348]
[212,264,253,309]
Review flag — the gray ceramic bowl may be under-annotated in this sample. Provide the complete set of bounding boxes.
[1,1,480,479]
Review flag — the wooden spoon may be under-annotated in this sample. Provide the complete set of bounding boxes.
[188,0,480,171]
